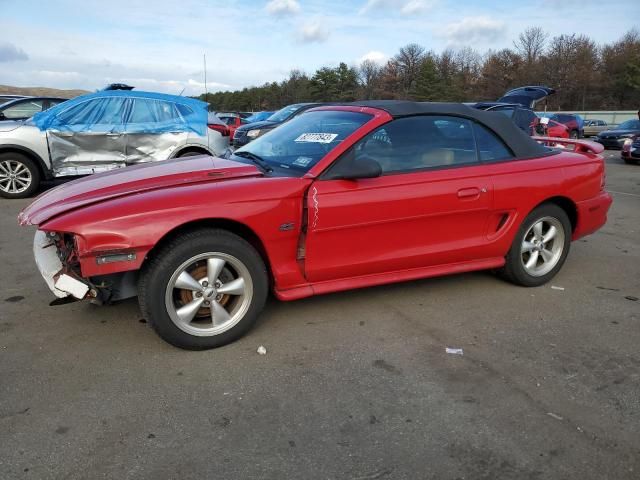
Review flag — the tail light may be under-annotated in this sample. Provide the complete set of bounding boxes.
[208,124,229,136]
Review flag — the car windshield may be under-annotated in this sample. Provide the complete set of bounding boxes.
[617,119,640,130]
[233,110,372,175]
[266,104,307,123]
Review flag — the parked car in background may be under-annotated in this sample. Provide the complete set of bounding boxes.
[583,119,608,137]
[534,118,570,138]
[621,135,640,164]
[473,85,556,137]
[244,111,274,123]
[217,112,250,138]
[595,119,640,149]
[19,101,612,350]
[0,96,67,121]
[232,103,322,148]
[543,113,584,139]
[0,90,228,198]
[0,95,28,104]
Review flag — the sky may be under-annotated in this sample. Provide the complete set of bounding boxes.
[1,0,639,96]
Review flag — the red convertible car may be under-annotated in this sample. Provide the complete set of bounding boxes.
[19,101,612,350]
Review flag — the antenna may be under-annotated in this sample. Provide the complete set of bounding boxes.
[203,53,209,104]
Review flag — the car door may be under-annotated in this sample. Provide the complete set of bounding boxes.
[47,96,128,175]
[124,98,189,163]
[303,115,495,283]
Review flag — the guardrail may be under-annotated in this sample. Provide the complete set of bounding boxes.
[536,110,638,127]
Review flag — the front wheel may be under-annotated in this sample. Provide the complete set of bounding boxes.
[500,204,572,287]
[139,229,268,350]
[0,153,41,199]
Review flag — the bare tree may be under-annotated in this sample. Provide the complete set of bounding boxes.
[393,43,426,95]
[358,59,382,99]
[514,27,548,64]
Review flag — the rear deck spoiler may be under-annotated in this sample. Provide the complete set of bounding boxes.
[532,137,605,155]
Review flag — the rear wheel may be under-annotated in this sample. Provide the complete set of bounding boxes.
[500,204,571,287]
[0,152,41,199]
[623,157,638,165]
[139,229,268,350]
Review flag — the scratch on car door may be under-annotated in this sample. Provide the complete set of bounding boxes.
[312,186,319,229]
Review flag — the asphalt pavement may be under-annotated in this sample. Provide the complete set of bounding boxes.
[0,150,638,479]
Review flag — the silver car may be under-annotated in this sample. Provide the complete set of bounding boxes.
[0,90,229,198]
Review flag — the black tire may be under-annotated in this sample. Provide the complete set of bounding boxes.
[139,229,268,350]
[500,204,572,287]
[0,152,41,199]
[569,130,579,139]
[623,157,638,165]
[177,150,207,158]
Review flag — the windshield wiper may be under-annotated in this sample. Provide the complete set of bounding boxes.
[233,150,273,173]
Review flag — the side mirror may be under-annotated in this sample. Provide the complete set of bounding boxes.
[324,151,382,180]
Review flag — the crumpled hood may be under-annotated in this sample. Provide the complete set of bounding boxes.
[18,155,261,226]
[0,120,24,132]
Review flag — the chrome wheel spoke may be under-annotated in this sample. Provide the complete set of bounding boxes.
[217,277,245,296]
[0,162,10,175]
[210,300,231,326]
[207,258,225,283]
[532,222,543,240]
[525,250,539,269]
[542,226,557,243]
[540,248,554,263]
[176,297,205,325]
[175,271,204,291]
[521,241,536,253]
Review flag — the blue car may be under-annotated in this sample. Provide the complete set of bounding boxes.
[244,111,274,123]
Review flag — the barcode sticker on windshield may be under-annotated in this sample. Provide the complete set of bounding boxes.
[294,133,338,144]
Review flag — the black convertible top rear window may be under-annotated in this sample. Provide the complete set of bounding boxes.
[343,100,552,159]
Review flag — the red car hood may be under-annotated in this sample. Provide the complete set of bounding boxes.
[19,155,261,226]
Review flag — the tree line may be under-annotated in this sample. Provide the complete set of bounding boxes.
[199,27,640,112]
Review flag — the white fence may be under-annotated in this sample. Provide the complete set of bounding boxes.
[535,110,637,126]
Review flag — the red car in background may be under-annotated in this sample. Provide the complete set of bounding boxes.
[217,113,249,138]
[532,117,570,138]
[19,101,612,350]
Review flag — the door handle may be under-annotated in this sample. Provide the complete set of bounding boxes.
[457,187,481,198]
[106,132,122,137]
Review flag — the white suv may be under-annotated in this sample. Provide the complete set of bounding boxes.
[0,90,229,198]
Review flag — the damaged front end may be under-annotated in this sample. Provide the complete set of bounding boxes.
[34,230,140,305]
[34,230,95,302]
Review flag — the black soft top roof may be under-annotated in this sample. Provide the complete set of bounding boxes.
[345,100,550,158]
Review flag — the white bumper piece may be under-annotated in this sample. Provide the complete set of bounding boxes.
[33,230,89,299]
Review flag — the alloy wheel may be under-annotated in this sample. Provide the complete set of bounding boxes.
[164,252,254,336]
[520,216,565,277]
[0,160,32,194]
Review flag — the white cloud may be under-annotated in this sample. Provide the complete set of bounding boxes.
[0,42,29,62]
[442,16,506,46]
[359,0,435,15]
[358,50,388,65]
[297,20,330,43]
[265,0,300,16]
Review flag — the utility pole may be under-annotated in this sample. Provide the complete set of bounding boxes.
[204,53,209,105]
